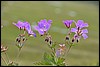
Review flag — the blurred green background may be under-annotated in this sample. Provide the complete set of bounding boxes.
[1,1,99,66]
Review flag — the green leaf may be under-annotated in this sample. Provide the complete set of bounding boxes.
[57,57,65,63]
[43,52,57,65]
[43,52,52,64]
[57,57,65,66]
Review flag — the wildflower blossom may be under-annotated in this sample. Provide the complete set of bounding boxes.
[34,19,52,35]
[13,21,36,37]
[23,22,36,37]
[13,21,25,29]
[75,20,88,29]
[71,20,88,40]
[63,20,74,28]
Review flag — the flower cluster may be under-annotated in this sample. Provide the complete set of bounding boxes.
[33,19,88,66]
[71,20,88,40]
[13,21,36,37]
[63,20,88,43]
[1,19,88,66]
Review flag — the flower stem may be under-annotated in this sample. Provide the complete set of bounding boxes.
[1,55,8,66]
[65,44,72,57]
[15,48,22,62]
[4,52,10,63]
[24,30,26,35]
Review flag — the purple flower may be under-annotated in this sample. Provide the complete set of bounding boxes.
[13,21,36,37]
[34,19,52,35]
[13,21,25,29]
[24,22,36,37]
[63,20,74,28]
[75,20,88,29]
[71,20,88,40]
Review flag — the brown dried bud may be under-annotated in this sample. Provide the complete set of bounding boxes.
[45,38,49,42]
[23,38,25,41]
[16,37,20,43]
[66,36,69,40]
[45,35,52,44]
[1,45,8,53]
[59,44,66,50]
[77,39,79,43]
[49,40,52,44]
[72,38,75,42]
[40,35,43,36]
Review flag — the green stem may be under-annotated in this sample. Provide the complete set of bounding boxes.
[1,55,8,66]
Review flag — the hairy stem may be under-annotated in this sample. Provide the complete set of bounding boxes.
[66,45,72,57]
[15,48,22,62]
[1,55,8,66]
[4,52,10,63]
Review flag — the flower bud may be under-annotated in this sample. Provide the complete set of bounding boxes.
[49,40,52,44]
[65,36,69,40]
[45,38,49,42]
[1,45,8,53]
[72,38,75,42]
[16,37,20,43]
[45,35,52,44]
[77,39,79,43]
[40,35,43,36]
